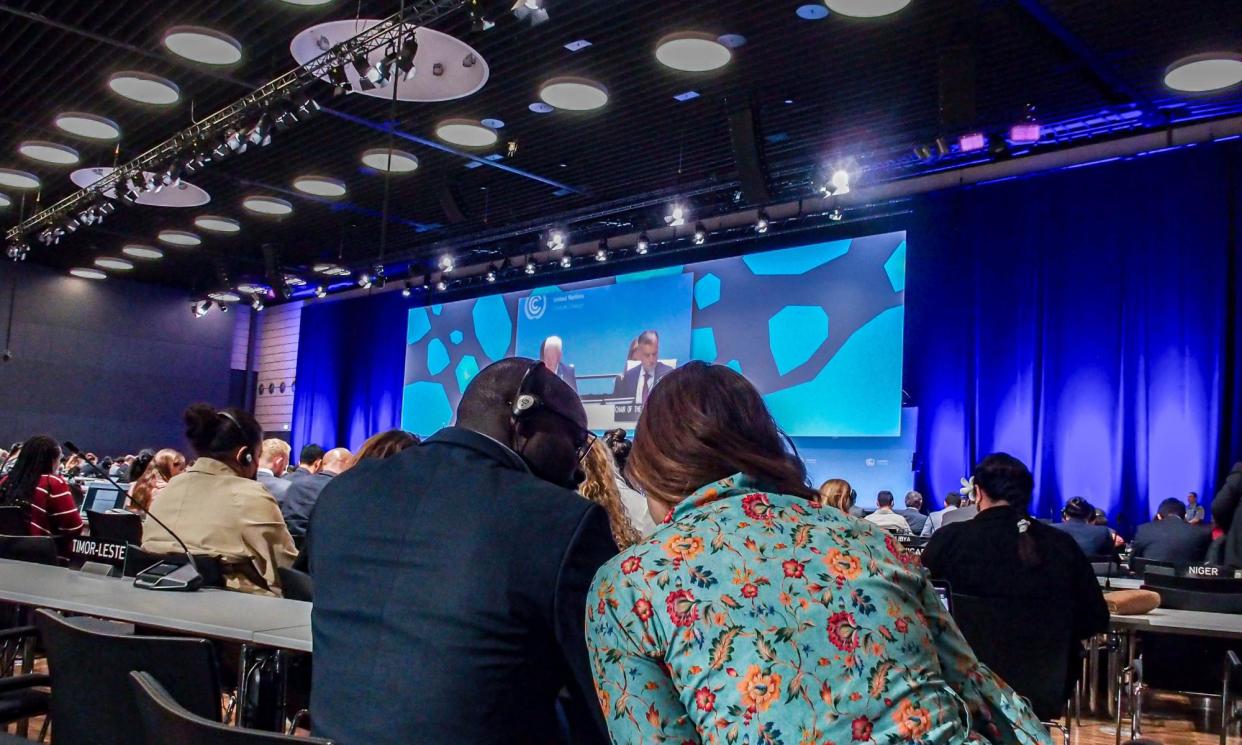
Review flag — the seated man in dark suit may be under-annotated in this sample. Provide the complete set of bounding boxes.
[539,335,577,393]
[612,330,673,403]
[896,490,928,535]
[1131,497,1213,566]
[1053,497,1117,557]
[284,443,323,486]
[281,448,352,538]
[309,358,617,745]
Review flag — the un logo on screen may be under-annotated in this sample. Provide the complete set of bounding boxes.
[523,294,546,321]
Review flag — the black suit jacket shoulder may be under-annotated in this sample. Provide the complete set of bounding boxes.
[1131,518,1212,566]
[309,427,617,745]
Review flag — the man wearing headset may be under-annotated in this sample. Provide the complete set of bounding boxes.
[308,358,616,745]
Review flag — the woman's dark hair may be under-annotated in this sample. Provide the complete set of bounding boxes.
[0,435,61,508]
[974,452,1039,566]
[128,449,156,483]
[627,362,816,509]
[183,403,262,461]
[1063,496,1094,521]
[356,430,420,461]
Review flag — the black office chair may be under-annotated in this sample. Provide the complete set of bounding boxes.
[130,671,333,745]
[0,506,25,535]
[0,625,50,739]
[122,545,227,588]
[951,593,1076,742]
[0,534,60,566]
[1141,572,1242,614]
[87,510,143,546]
[276,567,314,602]
[35,609,221,745]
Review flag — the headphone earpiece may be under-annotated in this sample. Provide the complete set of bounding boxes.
[238,447,253,467]
[512,393,539,418]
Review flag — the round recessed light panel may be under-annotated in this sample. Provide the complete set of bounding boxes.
[70,166,210,207]
[69,268,107,280]
[293,175,347,197]
[236,283,268,294]
[538,77,609,111]
[208,291,242,303]
[528,102,554,114]
[163,26,243,65]
[823,0,911,17]
[242,196,293,215]
[0,168,40,190]
[435,118,498,147]
[1164,53,1242,93]
[480,118,505,129]
[361,148,419,173]
[95,257,134,271]
[194,215,241,233]
[280,0,334,5]
[122,244,165,260]
[0,193,10,208]
[656,33,733,72]
[797,3,830,19]
[54,112,121,141]
[158,229,202,246]
[18,141,80,166]
[291,21,487,102]
[108,71,181,105]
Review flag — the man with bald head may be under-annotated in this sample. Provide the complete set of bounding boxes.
[308,358,616,745]
[280,446,352,538]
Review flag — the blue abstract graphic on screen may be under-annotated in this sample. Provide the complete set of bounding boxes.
[401,230,905,437]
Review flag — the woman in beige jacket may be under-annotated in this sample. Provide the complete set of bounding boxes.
[143,404,298,597]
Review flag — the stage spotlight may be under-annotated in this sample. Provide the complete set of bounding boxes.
[512,0,550,25]
[327,63,350,93]
[595,239,609,262]
[393,35,419,80]
[485,268,497,283]
[402,281,413,298]
[559,254,572,268]
[191,299,211,318]
[439,255,454,273]
[358,273,373,289]
[218,302,229,314]
[665,204,687,227]
[755,209,770,234]
[251,296,265,312]
[524,258,536,275]
[636,233,650,254]
[247,114,273,147]
[353,53,386,89]
[314,284,327,299]
[829,207,844,222]
[693,222,707,245]
[436,278,448,291]
[821,169,851,197]
[546,230,566,251]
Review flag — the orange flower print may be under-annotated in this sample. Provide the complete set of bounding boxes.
[621,555,643,574]
[737,665,782,713]
[823,548,862,581]
[663,534,704,566]
[892,699,932,740]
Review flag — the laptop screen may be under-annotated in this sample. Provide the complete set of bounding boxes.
[82,482,125,513]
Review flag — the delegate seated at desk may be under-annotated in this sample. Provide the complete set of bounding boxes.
[612,330,672,402]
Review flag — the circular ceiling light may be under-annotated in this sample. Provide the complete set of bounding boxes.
[823,0,911,17]
[528,102,554,114]
[434,118,499,148]
[18,141,80,166]
[480,118,505,129]
[312,263,350,276]
[95,257,134,271]
[538,77,609,111]
[122,244,165,259]
[158,229,201,246]
[236,282,268,294]
[360,148,419,173]
[194,215,241,233]
[108,71,181,105]
[0,169,39,190]
[69,268,107,280]
[242,195,293,215]
[208,291,242,303]
[797,3,830,19]
[54,112,121,140]
[279,0,334,5]
[656,33,733,72]
[163,26,243,66]
[293,175,347,197]
[0,193,10,208]
[1164,53,1242,93]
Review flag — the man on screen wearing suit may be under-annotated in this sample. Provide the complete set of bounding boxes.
[612,330,673,404]
[539,335,577,393]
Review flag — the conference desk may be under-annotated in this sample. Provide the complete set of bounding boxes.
[1098,577,1144,591]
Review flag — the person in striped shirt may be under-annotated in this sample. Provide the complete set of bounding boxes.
[0,435,84,558]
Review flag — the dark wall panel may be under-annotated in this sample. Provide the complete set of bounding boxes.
[0,263,234,455]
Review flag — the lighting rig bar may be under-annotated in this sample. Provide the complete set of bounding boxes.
[5,0,467,257]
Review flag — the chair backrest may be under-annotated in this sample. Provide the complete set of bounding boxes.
[87,510,143,546]
[0,505,25,534]
[129,671,333,745]
[950,593,1075,721]
[35,609,221,745]
[0,534,59,565]
[1142,572,1242,612]
[277,566,314,602]
[1129,557,1176,576]
[123,545,226,588]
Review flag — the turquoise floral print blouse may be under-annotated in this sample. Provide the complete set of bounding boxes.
[586,474,1052,745]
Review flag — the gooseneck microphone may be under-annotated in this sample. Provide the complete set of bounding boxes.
[63,441,204,591]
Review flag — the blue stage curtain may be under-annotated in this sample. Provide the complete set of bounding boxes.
[291,289,410,454]
[906,142,1242,534]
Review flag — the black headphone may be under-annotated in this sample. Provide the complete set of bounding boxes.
[510,361,546,420]
[217,411,254,466]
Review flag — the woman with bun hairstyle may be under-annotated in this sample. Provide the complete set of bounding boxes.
[142,403,298,596]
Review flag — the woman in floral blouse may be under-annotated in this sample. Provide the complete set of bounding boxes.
[586,362,1051,745]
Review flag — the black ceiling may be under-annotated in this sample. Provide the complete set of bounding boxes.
[1,0,1239,296]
